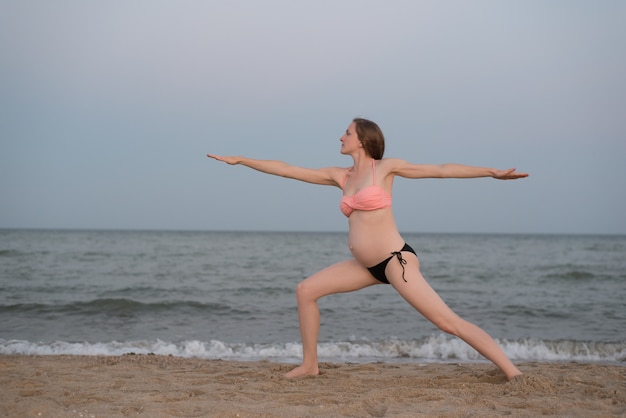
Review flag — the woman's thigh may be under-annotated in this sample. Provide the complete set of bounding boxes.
[385,253,459,325]
[298,259,380,300]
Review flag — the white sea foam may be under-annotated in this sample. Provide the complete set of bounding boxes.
[1,335,623,364]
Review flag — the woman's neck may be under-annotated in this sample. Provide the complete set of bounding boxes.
[350,152,374,174]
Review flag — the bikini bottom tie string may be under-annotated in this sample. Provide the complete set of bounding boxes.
[390,251,408,282]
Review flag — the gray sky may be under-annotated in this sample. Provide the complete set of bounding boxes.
[1,1,625,234]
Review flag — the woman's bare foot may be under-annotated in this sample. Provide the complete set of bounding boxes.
[505,367,524,381]
[284,364,319,378]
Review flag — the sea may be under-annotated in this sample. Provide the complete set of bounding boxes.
[0,229,624,365]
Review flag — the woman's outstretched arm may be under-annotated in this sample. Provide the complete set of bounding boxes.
[385,158,529,180]
[207,154,344,187]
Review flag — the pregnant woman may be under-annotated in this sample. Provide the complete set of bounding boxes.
[208,118,528,380]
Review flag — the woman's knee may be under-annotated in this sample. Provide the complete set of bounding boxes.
[295,279,318,303]
[437,322,459,336]
[432,315,465,336]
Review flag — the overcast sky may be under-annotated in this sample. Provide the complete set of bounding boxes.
[1,1,624,234]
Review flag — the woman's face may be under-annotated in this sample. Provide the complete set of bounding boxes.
[340,122,361,155]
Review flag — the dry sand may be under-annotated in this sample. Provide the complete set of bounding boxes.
[1,355,624,417]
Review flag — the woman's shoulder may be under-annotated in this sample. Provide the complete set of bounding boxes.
[378,158,406,172]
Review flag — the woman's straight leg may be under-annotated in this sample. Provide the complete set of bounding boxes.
[385,252,522,380]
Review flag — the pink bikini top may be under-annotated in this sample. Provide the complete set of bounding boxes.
[340,160,392,217]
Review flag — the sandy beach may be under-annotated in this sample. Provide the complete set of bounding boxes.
[1,355,624,417]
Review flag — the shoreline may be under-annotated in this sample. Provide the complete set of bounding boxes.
[1,355,624,417]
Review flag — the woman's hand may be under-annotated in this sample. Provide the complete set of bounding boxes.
[492,168,529,180]
[207,154,240,165]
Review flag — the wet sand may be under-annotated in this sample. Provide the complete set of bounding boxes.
[1,355,624,417]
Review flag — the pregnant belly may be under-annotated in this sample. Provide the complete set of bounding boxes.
[347,228,405,267]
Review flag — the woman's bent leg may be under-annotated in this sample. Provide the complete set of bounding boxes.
[284,259,379,378]
[385,253,522,380]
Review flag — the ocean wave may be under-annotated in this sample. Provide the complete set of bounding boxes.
[543,270,596,281]
[0,298,248,316]
[1,335,623,364]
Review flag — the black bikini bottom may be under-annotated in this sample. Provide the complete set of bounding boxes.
[367,243,416,284]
